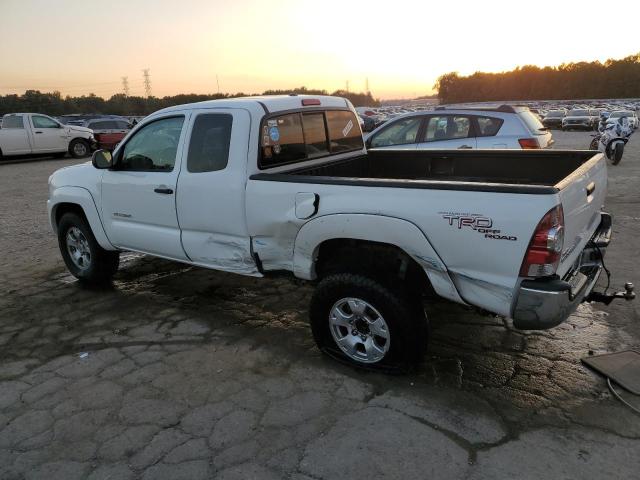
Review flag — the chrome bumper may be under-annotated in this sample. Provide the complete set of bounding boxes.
[512,213,611,330]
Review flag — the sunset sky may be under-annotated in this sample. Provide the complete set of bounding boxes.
[1,0,638,99]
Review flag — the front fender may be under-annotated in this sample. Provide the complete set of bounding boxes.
[47,186,115,250]
[293,214,464,304]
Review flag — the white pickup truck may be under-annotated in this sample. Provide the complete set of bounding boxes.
[47,95,634,369]
[1,113,95,159]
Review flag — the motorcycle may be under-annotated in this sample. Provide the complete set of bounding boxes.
[589,116,634,165]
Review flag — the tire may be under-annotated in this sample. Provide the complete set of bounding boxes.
[309,273,428,371]
[57,212,119,283]
[589,138,598,150]
[69,139,90,159]
[612,142,624,165]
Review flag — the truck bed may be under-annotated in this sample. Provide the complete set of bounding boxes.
[253,150,599,194]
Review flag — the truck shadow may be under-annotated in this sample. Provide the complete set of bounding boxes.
[5,252,612,412]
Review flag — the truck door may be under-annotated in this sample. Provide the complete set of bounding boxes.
[29,115,68,152]
[176,108,259,275]
[0,114,32,154]
[100,114,189,260]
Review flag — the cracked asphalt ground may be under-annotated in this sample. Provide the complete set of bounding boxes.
[1,130,639,479]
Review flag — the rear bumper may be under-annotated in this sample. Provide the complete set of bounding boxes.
[512,213,611,329]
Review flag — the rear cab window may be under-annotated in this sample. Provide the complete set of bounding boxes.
[259,109,363,169]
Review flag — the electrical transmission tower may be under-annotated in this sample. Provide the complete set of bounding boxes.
[121,76,130,96]
[142,69,152,98]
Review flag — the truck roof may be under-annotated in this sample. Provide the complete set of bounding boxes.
[153,95,353,117]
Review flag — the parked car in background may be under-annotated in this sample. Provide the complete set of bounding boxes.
[57,114,129,126]
[0,113,95,159]
[562,109,598,131]
[83,118,132,150]
[541,110,566,129]
[365,105,553,150]
[608,110,639,129]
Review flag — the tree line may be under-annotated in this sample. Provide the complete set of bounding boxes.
[435,53,640,104]
[0,87,379,117]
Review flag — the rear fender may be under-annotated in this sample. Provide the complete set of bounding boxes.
[48,186,115,250]
[293,214,464,304]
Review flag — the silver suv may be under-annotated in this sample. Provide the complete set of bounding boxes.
[365,105,554,150]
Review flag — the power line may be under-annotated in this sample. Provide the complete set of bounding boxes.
[142,69,152,98]
[121,76,130,96]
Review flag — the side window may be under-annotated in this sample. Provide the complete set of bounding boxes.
[187,114,232,173]
[302,113,328,158]
[325,110,363,153]
[115,120,131,129]
[475,116,503,137]
[89,121,110,130]
[2,115,24,129]
[32,115,60,129]
[370,117,422,148]
[119,116,184,172]
[260,113,306,168]
[424,115,471,141]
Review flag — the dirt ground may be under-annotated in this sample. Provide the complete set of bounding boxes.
[1,130,639,479]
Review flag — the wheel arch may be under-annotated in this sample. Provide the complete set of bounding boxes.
[293,214,464,304]
[49,186,115,250]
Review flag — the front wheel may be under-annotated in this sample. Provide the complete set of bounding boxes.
[612,142,624,165]
[69,139,90,159]
[589,138,599,150]
[57,212,119,283]
[309,273,427,370]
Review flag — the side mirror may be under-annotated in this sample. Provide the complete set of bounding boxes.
[92,149,113,169]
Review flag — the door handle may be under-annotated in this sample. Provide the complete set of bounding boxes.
[458,144,473,149]
[154,187,174,194]
[586,182,596,196]
[35,131,43,134]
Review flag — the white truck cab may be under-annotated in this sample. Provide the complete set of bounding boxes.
[47,95,634,370]
[0,113,95,159]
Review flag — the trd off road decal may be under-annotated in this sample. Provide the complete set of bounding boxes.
[439,212,517,241]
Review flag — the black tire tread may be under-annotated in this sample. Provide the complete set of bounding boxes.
[68,139,90,159]
[309,272,427,371]
[57,212,119,283]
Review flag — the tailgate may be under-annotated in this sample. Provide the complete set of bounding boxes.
[556,152,607,277]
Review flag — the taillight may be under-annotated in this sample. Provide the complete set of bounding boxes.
[518,138,540,149]
[520,205,564,277]
[302,99,321,106]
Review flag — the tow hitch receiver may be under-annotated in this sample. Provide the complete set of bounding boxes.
[587,282,636,305]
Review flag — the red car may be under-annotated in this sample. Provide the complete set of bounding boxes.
[85,118,131,150]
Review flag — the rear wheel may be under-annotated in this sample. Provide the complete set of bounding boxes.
[309,273,427,371]
[57,212,119,283]
[589,138,599,150]
[69,139,90,159]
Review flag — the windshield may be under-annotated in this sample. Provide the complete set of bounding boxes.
[568,110,589,116]
[609,111,632,118]
[546,111,564,118]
